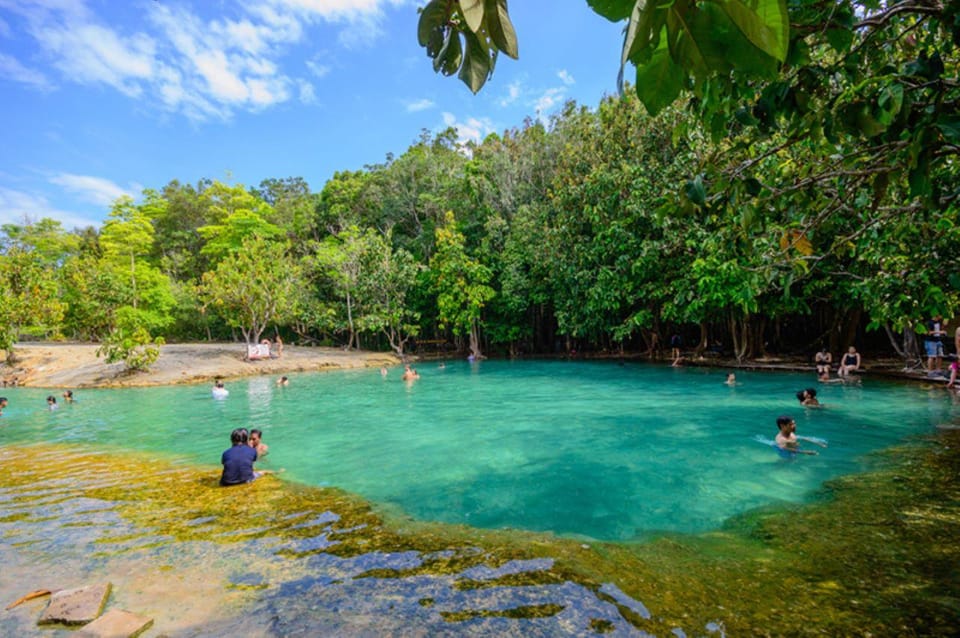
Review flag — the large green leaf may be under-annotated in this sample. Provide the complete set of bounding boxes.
[459,0,485,33]
[433,30,463,76]
[719,0,789,62]
[484,0,518,59]
[588,0,636,21]
[459,29,493,93]
[418,0,447,47]
[634,32,685,116]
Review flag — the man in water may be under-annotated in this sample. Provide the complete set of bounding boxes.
[775,416,826,456]
[401,364,420,381]
[0,397,7,416]
[220,428,258,486]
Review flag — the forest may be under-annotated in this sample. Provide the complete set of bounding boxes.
[1,0,958,369]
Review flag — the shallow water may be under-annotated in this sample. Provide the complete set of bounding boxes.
[2,361,959,636]
[1,361,954,540]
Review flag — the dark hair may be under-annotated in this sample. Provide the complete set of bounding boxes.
[776,415,794,428]
[806,387,817,398]
[250,428,262,437]
[230,428,249,445]
[796,390,806,402]
[46,395,56,402]
[0,397,6,403]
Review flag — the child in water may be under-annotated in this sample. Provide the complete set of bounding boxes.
[775,415,826,456]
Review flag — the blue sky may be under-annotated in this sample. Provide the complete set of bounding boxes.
[0,0,624,230]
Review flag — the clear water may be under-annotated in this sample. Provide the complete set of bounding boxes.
[1,361,953,541]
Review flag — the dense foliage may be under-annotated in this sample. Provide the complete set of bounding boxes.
[1,1,957,363]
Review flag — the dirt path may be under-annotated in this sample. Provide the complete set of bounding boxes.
[1,342,401,388]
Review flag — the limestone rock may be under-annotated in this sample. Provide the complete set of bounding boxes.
[37,583,111,625]
[79,609,154,638]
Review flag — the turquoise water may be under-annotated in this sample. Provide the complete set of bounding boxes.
[1,361,953,540]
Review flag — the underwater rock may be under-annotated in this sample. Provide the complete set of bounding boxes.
[37,583,111,625]
[78,609,154,637]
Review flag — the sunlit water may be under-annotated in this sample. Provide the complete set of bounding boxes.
[2,361,953,541]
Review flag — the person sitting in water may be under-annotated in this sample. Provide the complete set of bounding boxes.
[775,416,826,456]
[725,372,737,385]
[0,397,7,416]
[220,428,259,486]
[62,390,74,403]
[212,381,229,398]
[276,376,289,386]
[47,395,58,410]
[249,428,269,458]
[380,367,388,378]
[796,388,821,407]
[401,364,420,381]
[838,346,861,377]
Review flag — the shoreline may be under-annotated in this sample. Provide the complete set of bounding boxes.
[1,342,401,388]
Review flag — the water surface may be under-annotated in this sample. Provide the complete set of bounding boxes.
[2,361,952,540]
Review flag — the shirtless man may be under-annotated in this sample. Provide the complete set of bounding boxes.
[775,416,826,456]
[401,364,420,381]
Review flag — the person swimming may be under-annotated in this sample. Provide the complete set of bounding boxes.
[725,373,737,385]
[401,364,420,381]
[775,415,826,456]
[46,395,58,410]
[796,388,821,407]
[212,381,229,398]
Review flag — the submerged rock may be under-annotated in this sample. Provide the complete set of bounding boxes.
[37,582,111,625]
[79,609,154,637]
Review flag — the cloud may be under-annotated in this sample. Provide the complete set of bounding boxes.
[557,69,575,85]
[440,112,496,147]
[0,186,101,230]
[4,0,410,122]
[48,173,138,207]
[405,98,434,112]
[533,87,566,118]
[0,52,53,90]
[498,80,521,107]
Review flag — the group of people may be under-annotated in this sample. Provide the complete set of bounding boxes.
[814,346,861,381]
[220,427,269,486]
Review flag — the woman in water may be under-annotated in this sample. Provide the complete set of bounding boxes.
[796,388,821,407]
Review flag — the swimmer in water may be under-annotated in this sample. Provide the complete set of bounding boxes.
[775,416,826,456]
[796,388,821,407]
[725,372,736,385]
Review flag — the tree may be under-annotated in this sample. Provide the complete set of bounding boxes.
[312,226,379,350]
[430,211,495,358]
[357,231,423,355]
[200,237,300,348]
[0,247,65,359]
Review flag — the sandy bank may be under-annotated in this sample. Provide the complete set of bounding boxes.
[1,342,401,388]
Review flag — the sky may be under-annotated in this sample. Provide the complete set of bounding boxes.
[0,0,625,231]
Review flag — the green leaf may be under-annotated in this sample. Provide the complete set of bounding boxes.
[684,175,707,206]
[433,30,463,76]
[459,0,484,33]
[720,0,789,62]
[634,32,684,115]
[588,0,636,21]
[418,0,447,47]
[459,29,492,94]
[825,27,854,53]
[484,0,518,59]
[936,114,960,144]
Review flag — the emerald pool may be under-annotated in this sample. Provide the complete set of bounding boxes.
[2,360,953,540]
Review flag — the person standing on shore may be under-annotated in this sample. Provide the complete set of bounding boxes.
[925,316,947,375]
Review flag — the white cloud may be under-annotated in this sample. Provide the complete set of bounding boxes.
[297,79,317,104]
[5,0,409,122]
[533,87,566,118]
[48,173,138,207]
[498,80,521,107]
[557,69,575,85]
[405,98,434,112]
[440,112,495,147]
[0,186,101,230]
[0,52,53,90]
